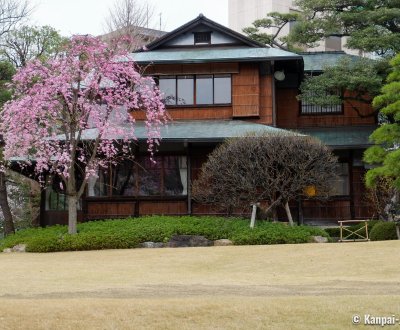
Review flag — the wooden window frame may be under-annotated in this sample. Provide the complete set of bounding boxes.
[88,155,188,198]
[158,74,232,107]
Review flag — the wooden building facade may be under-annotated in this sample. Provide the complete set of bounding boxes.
[40,15,376,226]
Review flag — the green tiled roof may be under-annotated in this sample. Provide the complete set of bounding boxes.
[298,126,376,149]
[300,51,361,72]
[131,47,302,64]
[78,120,297,142]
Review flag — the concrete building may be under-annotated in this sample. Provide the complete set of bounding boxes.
[228,0,342,52]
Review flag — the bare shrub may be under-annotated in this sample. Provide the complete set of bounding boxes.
[192,133,337,225]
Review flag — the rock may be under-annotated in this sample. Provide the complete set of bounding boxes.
[214,239,233,246]
[12,244,27,252]
[2,244,27,253]
[310,236,328,243]
[139,242,164,248]
[167,235,213,248]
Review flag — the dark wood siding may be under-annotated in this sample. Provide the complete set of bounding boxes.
[42,211,83,227]
[133,106,232,121]
[85,200,136,219]
[139,200,187,215]
[301,199,352,222]
[276,88,376,128]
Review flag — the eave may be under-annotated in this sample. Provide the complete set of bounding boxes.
[130,47,303,65]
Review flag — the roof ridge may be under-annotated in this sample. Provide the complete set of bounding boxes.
[140,14,266,51]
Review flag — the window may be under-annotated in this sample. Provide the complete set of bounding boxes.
[301,93,342,114]
[194,32,211,45]
[214,75,231,104]
[196,75,213,104]
[158,75,231,106]
[330,163,350,196]
[88,169,110,197]
[177,76,194,105]
[45,177,82,211]
[164,156,187,196]
[111,160,138,196]
[158,76,176,105]
[88,156,188,197]
[301,89,342,114]
[46,187,68,211]
[139,157,163,196]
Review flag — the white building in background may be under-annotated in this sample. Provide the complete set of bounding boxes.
[228,0,342,52]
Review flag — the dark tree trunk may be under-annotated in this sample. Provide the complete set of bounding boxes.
[0,171,14,236]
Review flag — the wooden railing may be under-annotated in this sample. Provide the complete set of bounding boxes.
[338,220,370,242]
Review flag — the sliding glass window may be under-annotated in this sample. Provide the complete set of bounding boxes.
[214,75,231,104]
[196,75,213,104]
[159,76,176,105]
[158,75,231,106]
[87,156,188,197]
[177,76,194,105]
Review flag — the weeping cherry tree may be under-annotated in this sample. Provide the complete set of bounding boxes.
[1,35,166,234]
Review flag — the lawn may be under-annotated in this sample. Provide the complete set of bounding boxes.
[1,241,399,329]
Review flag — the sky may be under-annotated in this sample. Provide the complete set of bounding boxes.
[30,0,228,36]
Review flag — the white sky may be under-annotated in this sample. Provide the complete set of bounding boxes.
[30,0,228,36]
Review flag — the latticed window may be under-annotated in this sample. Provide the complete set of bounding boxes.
[194,32,211,44]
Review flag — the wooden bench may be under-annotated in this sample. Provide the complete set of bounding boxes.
[338,220,370,242]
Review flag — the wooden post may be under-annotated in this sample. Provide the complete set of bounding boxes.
[297,197,304,225]
[250,204,257,229]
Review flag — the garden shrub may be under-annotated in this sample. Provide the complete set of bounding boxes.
[369,221,398,241]
[0,216,329,253]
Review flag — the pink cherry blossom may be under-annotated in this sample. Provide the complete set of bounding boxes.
[1,35,167,234]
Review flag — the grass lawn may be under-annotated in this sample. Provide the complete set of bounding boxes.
[1,241,399,329]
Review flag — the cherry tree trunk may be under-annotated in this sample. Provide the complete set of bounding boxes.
[67,171,78,235]
[68,194,78,235]
[0,171,14,236]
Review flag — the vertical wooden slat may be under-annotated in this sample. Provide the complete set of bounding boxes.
[232,63,260,117]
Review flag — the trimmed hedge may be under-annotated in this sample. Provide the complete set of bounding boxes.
[0,216,329,253]
[370,221,398,241]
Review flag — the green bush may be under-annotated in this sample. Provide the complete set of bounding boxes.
[0,216,329,253]
[369,221,398,241]
[231,223,327,245]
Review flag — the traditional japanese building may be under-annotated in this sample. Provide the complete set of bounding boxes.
[41,15,376,226]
